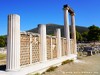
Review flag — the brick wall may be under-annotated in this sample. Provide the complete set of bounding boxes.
[20,32,75,66]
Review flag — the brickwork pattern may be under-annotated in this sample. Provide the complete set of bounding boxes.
[20,34,30,66]
[63,39,67,55]
[52,38,57,58]
[32,35,40,63]
[20,33,75,66]
[47,36,51,59]
[61,38,64,56]
[70,39,74,54]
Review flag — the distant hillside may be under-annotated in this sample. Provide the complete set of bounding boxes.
[27,24,88,37]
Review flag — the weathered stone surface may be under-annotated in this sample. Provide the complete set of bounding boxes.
[7,14,20,71]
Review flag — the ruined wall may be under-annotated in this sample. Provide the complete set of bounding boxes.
[20,32,75,66]
[70,39,74,54]
[61,38,67,56]
[20,34,30,66]
[47,36,52,59]
[20,33,40,66]
[32,35,40,63]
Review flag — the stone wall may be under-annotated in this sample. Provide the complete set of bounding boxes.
[20,33,40,66]
[70,39,74,54]
[20,34,30,66]
[32,35,40,63]
[20,32,75,66]
[47,36,52,59]
[61,38,67,56]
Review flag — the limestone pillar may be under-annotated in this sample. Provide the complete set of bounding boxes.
[30,34,32,64]
[71,13,77,54]
[64,8,71,55]
[6,14,20,71]
[38,24,47,62]
[50,37,53,59]
[55,29,62,58]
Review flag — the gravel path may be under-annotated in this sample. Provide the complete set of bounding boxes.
[43,54,100,75]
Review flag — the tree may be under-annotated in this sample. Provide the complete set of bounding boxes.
[87,25,100,44]
[82,31,88,42]
[0,36,6,47]
[76,31,83,42]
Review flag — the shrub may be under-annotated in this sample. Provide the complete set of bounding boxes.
[70,59,74,62]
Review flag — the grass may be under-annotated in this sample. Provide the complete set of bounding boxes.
[27,73,40,75]
[33,73,40,75]
[46,66,58,72]
[0,53,6,60]
[61,59,74,65]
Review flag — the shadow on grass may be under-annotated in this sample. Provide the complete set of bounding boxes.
[0,65,6,71]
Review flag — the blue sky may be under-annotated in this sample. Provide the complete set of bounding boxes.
[0,0,100,35]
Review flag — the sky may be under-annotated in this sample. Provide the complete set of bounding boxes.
[0,0,100,35]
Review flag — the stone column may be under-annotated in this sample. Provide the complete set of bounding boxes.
[6,14,20,71]
[50,37,53,59]
[55,29,62,58]
[71,13,77,54]
[30,34,32,64]
[38,24,47,62]
[64,7,71,55]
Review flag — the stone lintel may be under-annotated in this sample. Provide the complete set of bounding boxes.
[63,4,74,14]
[70,13,75,16]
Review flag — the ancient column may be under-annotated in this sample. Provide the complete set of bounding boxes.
[50,37,53,59]
[55,29,62,58]
[6,14,20,71]
[71,13,77,54]
[30,34,32,64]
[38,24,47,62]
[64,7,71,55]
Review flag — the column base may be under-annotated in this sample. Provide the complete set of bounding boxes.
[6,68,20,72]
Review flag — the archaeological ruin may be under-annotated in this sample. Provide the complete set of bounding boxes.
[0,4,77,75]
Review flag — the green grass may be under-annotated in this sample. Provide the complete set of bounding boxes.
[27,73,40,75]
[33,73,40,75]
[0,53,6,60]
[61,59,74,65]
[46,66,58,72]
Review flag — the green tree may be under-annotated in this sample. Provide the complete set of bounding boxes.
[0,36,6,47]
[76,31,83,42]
[82,31,88,42]
[87,25,100,44]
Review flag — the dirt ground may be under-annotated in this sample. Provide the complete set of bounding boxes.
[0,54,100,75]
[0,59,6,65]
[43,54,100,75]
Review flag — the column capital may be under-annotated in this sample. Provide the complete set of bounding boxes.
[70,13,75,16]
[63,7,69,10]
[63,4,74,14]
[63,4,69,10]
